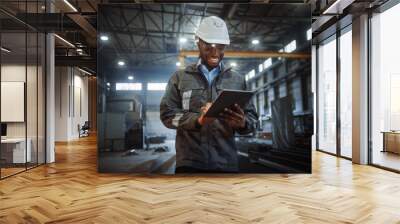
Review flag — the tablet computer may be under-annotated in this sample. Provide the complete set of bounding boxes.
[204,89,255,118]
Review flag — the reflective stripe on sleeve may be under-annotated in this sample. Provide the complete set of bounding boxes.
[172,113,184,127]
[182,90,192,110]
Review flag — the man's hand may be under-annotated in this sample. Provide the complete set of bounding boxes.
[219,104,246,129]
[197,102,215,126]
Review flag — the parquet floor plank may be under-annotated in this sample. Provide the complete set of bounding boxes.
[1,135,400,223]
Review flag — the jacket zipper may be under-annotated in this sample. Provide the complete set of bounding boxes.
[207,68,230,169]
[189,66,231,170]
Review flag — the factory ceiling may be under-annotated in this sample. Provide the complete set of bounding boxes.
[0,0,389,70]
[99,3,311,69]
[0,0,318,75]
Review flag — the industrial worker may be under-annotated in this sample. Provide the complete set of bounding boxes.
[160,16,258,173]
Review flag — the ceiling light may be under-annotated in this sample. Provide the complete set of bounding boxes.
[307,28,312,41]
[284,40,296,53]
[54,34,75,48]
[176,62,181,67]
[278,49,283,60]
[248,69,255,79]
[251,39,260,45]
[179,37,187,43]
[76,48,83,52]
[1,47,11,53]
[264,58,272,69]
[128,76,134,80]
[230,62,237,67]
[78,67,92,76]
[100,35,109,41]
[118,61,125,66]
[258,64,263,73]
[63,0,78,12]
[41,5,46,10]
[323,0,340,14]
[107,82,110,86]
[322,0,353,15]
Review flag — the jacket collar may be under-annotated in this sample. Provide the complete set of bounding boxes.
[185,59,231,74]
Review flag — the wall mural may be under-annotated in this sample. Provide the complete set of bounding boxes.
[97,3,312,174]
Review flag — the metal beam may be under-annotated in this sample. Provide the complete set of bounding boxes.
[179,50,310,59]
[120,7,137,49]
[161,4,166,50]
[67,13,97,39]
[86,0,97,12]
[228,4,238,19]
[103,27,289,43]
[52,0,97,46]
[55,55,96,69]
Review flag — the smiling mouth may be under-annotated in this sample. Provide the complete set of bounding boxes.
[208,57,219,64]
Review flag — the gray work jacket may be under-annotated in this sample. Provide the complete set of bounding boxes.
[160,63,258,172]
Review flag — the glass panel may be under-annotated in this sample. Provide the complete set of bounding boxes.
[37,0,46,166]
[0,1,46,178]
[317,37,337,154]
[37,32,45,165]
[1,29,28,177]
[371,4,400,171]
[26,30,38,169]
[340,29,352,158]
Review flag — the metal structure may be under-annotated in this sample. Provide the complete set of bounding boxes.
[99,3,311,79]
[1,1,311,75]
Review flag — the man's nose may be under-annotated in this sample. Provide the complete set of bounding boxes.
[210,47,218,55]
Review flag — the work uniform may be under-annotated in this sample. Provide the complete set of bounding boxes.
[160,62,258,172]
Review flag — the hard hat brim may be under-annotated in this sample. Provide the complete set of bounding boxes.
[195,34,230,45]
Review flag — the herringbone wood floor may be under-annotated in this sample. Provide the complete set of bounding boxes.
[1,135,400,224]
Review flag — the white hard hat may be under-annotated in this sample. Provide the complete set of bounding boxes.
[195,16,230,45]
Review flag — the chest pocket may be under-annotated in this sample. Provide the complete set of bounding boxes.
[179,81,206,112]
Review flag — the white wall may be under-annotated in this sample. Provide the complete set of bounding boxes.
[1,65,27,140]
[1,66,26,128]
[72,73,89,138]
[1,63,46,164]
[55,67,68,141]
[54,67,89,141]
[1,65,42,137]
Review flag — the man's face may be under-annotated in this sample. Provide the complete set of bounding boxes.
[197,39,226,68]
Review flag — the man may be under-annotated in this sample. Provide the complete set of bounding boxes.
[160,16,258,173]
